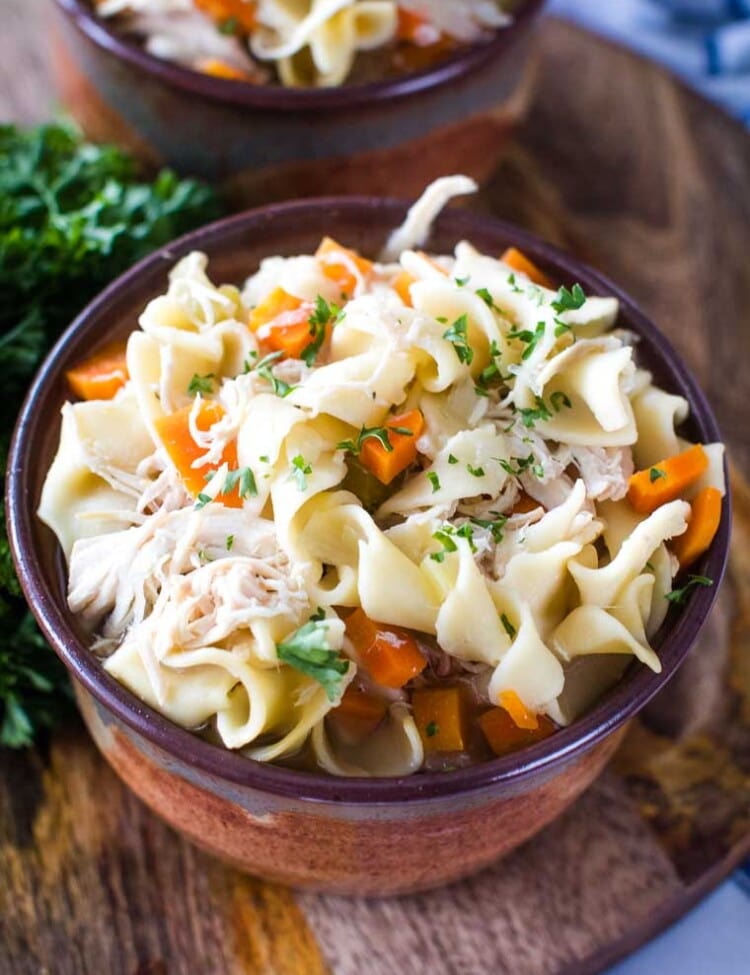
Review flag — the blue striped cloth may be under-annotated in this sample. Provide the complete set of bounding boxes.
[548,0,750,124]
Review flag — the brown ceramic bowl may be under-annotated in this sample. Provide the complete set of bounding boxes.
[50,0,545,206]
[7,199,730,896]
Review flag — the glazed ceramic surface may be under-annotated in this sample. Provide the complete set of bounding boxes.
[50,0,545,205]
[6,200,730,895]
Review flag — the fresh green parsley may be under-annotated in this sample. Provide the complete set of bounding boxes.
[226,535,235,551]
[301,294,341,366]
[218,16,239,34]
[337,422,413,456]
[665,575,714,606]
[476,287,498,310]
[425,721,439,737]
[427,471,441,493]
[448,454,458,465]
[454,275,470,287]
[290,454,312,491]
[251,350,295,397]
[187,372,215,396]
[195,492,213,510]
[443,313,474,366]
[508,320,546,361]
[223,466,258,499]
[550,391,572,412]
[469,514,507,544]
[551,283,586,314]
[649,467,667,483]
[499,454,544,478]
[501,614,517,639]
[517,396,553,429]
[507,273,523,294]
[276,619,350,702]
[467,463,485,478]
[430,529,459,563]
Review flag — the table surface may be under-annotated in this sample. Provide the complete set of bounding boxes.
[2,3,750,975]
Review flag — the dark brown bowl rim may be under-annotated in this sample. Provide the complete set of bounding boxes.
[53,0,546,112]
[7,197,730,805]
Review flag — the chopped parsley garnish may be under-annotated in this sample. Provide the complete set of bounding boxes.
[476,287,498,310]
[507,320,546,361]
[251,350,295,397]
[427,471,441,493]
[665,575,714,605]
[337,422,412,456]
[501,614,517,639]
[508,273,523,294]
[550,391,572,412]
[469,514,507,544]
[554,320,573,339]
[218,16,239,34]
[187,372,215,396]
[448,454,458,465]
[226,535,235,551]
[466,463,485,478]
[425,721,439,737]
[301,294,341,366]
[442,313,474,366]
[276,619,350,702]
[290,455,312,491]
[649,467,667,483]
[527,284,545,307]
[517,396,553,429]
[551,283,586,314]
[454,275,470,287]
[195,492,212,510]
[430,529,459,563]
[499,454,544,479]
[223,466,258,499]
[259,454,270,463]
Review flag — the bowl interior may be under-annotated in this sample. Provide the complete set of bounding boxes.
[7,199,730,803]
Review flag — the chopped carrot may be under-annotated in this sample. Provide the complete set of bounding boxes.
[393,270,417,306]
[345,608,427,689]
[66,341,128,401]
[627,445,709,515]
[498,690,539,731]
[671,486,722,568]
[511,490,542,514]
[154,401,242,507]
[412,686,468,753]
[316,237,373,297]
[328,685,388,740]
[500,247,555,289]
[359,409,424,485]
[248,287,304,333]
[479,706,556,757]
[196,58,256,82]
[194,0,258,31]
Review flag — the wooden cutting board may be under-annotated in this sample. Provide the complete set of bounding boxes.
[2,7,750,974]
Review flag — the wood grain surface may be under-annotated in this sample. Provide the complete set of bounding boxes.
[2,3,750,974]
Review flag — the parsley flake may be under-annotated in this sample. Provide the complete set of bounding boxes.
[226,535,235,551]
[649,467,667,483]
[501,614,517,639]
[467,463,485,478]
[427,471,441,493]
[507,273,523,294]
[276,619,350,702]
[337,422,412,456]
[443,313,474,366]
[187,372,215,396]
[290,455,312,491]
[301,294,341,367]
[665,575,714,606]
[426,721,439,737]
[251,350,295,397]
[551,282,586,314]
[550,391,572,412]
[195,492,212,510]
[448,454,458,465]
[470,514,507,544]
[507,320,546,361]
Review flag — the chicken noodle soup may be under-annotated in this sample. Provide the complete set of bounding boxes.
[93,0,516,87]
[39,177,726,777]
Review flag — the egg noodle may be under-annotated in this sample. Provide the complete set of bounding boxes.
[39,177,725,776]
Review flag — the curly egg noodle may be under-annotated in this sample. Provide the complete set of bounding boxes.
[39,177,725,777]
